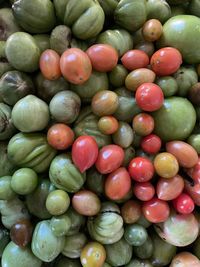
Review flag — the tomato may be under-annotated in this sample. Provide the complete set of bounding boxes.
[47,123,74,150]
[185,180,200,206]
[81,242,106,267]
[121,50,149,71]
[121,200,142,224]
[142,19,163,42]
[150,47,182,76]
[72,136,98,173]
[170,252,200,267]
[86,44,118,72]
[95,145,125,174]
[128,157,154,182]
[141,134,161,154]
[105,167,131,200]
[133,182,155,201]
[142,198,170,223]
[185,157,200,183]
[60,48,92,84]
[173,193,195,214]
[135,82,164,112]
[98,116,119,135]
[39,49,61,80]
[45,190,70,216]
[132,113,154,136]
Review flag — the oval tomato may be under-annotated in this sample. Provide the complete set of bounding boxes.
[128,157,154,182]
[142,19,163,42]
[40,49,61,80]
[141,134,162,154]
[133,182,155,201]
[121,50,149,71]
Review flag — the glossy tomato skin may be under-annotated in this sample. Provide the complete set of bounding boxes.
[150,47,182,76]
[60,48,92,84]
[142,19,163,42]
[72,136,98,173]
[141,134,161,154]
[95,144,125,174]
[128,157,154,182]
[121,50,149,71]
[81,242,106,267]
[40,49,61,80]
[133,182,155,201]
[98,116,119,135]
[135,83,164,112]
[172,193,195,214]
[185,157,200,183]
[105,167,131,200]
[132,113,154,136]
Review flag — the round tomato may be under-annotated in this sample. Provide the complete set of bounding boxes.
[128,157,154,182]
[121,50,149,71]
[142,19,163,42]
[173,193,195,214]
[141,134,161,154]
[81,242,106,267]
[60,48,92,84]
[98,116,119,135]
[133,182,155,201]
[132,113,154,136]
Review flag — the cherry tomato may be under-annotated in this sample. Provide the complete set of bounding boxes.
[39,49,61,80]
[135,82,164,112]
[142,198,170,223]
[141,134,161,154]
[98,116,119,135]
[142,19,163,42]
[60,48,92,84]
[128,157,154,182]
[185,180,200,207]
[185,157,200,183]
[81,242,106,267]
[133,182,155,201]
[121,200,142,224]
[47,123,74,150]
[150,47,182,76]
[132,113,154,136]
[86,44,118,72]
[173,193,195,214]
[72,136,98,173]
[121,50,149,71]
[105,167,131,200]
[95,145,125,174]
[170,252,200,267]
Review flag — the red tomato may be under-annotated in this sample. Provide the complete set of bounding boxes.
[173,193,195,214]
[128,157,154,182]
[133,182,155,201]
[105,167,131,200]
[141,134,161,154]
[60,48,92,84]
[121,50,149,71]
[86,44,118,72]
[132,113,155,136]
[142,198,170,223]
[72,136,98,173]
[95,145,125,174]
[135,82,164,112]
[40,49,61,80]
[184,180,200,206]
[47,123,74,150]
[185,157,200,183]
[150,47,182,76]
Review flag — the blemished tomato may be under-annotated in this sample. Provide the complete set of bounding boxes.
[133,182,155,201]
[141,134,162,154]
[72,136,98,173]
[142,19,163,42]
[98,116,119,135]
[135,82,164,112]
[60,48,92,84]
[132,113,154,136]
[95,144,125,174]
[121,200,142,224]
[185,157,200,183]
[105,167,131,200]
[142,198,170,223]
[86,44,118,72]
[81,242,106,267]
[47,123,74,150]
[150,47,182,76]
[173,193,195,214]
[39,49,61,80]
[121,50,149,71]
[128,157,154,182]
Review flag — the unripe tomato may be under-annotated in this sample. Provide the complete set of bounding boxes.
[121,200,142,224]
[81,242,106,267]
[132,113,154,136]
[121,50,149,71]
[40,49,61,80]
[98,116,119,135]
[142,19,163,42]
[128,157,154,182]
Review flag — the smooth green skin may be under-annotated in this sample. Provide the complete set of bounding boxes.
[26,178,55,219]
[0,41,13,78]
[97,28,133,56]
[2,241,42,267]
[0,141,16,177]
[49,154,86,193]
[50,215,72,237]
[112,121,134,148]
[173,66,198,96]
[86,167,105,196]
[146,0,171,23]
[98,0,119,16]
[50,25,71,55]
[65,207,85,236]
[70,71,109,103]
[0,70,35,106]
[33,34,50,52]
[187,134,200,154]
[158,15,200,64]
[193,235,200,259]
[105,238,132,266]
[115,0,147,32]
[62,233,87,259]
[7,132,56,173]
[0,103,16,140]
[125,259,153,267]
[46,190,70,216]
[109,64,128,88]
[11,167,38,195]
[124,224,148,246]
[0,227,9,257]
[189,0,200,17]
[49,91,81,124]
[32,220,65,262]
[0,176,15,200]
[54,257,81,267]
[152,97,196,142]
[133,236,153,260]
[122,146,135,167]
[155,76,178,97]
[12,0,56,33]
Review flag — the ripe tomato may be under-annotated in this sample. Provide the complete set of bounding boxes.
[133,182,155,201]
[132,113,154,136]
[135,82,164,112]
[39,49,61,80]
[128,157,154,182]
[60,48,92,84]
[150,47,182,76]
[105,167,131,200]
[142,198,170,223]
[185,180,200,206]
[95,144,125,174]
[141,134,161,154]
[185,157,200,183]
[98,116,119,135]
[47,123,74,150]
[121,50,149,71]
[173,193,195,214]
[86,44,118,72]
[142,19,163,42]
[81,242,106,267]
[72,136,98,173]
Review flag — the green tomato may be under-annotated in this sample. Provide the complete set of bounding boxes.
[46,190,70,216]
[50,214,71,237]
[124,224,148,246]
[155,76,178,97]
[0,176,16,200]
[187,134,200,154]
[109,64,128,88]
